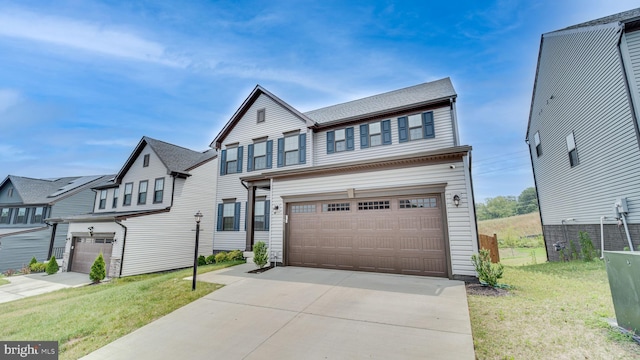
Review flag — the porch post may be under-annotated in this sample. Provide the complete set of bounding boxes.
[245,185,256,251]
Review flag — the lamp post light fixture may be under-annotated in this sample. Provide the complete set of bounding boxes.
[192,211,203,291]
[453,195,461,207]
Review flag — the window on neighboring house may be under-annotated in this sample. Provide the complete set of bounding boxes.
[143,154,150,167]
[0,208,11,224]
[154,178,164,203]
[278,133,306,167]
[534,132,542,157]
[257,108,265,123]
[7,188,13,197]
[398,112,435,142]
[248,140,272,171]
[99,190,107,209]
[217,201,240,231]
[220,146,243,175]
[32,207,44,223]
[112,188,119,208]
[326,128,354,153]
[14,208,27,224]
[566,132,579,167]
[123,182,133,206]
[360,120,391,148]
[138,180,148,205]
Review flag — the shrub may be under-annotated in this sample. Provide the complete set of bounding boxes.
[20,265,31,274]
[29,256,38,266]
[30,262,46,273]
[253,241,268,269]
[90,253,106,283]
[45,256,59,275]
[215,252,228,263]
[227,250,244,261]
[569,240,579,261]
[471,249,504,288]
[579,231,597,262]
[198,255,207,266]
[4,269,16,276]
[205,254,216,265]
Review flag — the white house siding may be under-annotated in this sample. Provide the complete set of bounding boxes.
[119,159,216,277]
[313,106,455,166]
[528,24,640,226]
[64,221,125,277]
[269,160,477,276]
[621,30,640,133]
[94,144,174,213]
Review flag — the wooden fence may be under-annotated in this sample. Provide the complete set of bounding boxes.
[479,233,500,263]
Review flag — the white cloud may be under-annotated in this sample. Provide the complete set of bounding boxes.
[0,144,36,162]
[0,89,22,113]
[0,10,189,68]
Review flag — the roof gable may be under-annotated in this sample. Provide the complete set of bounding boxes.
[0,175,110,205]
[211,85,315,149]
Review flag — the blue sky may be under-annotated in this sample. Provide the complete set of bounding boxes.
[0,0,636,202]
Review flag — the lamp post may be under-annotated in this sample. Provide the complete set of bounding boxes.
[192,211,203,291]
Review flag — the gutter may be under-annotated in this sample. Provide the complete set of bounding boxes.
[115,219,128,277]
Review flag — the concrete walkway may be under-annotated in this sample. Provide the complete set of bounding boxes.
[0,272,91,303]
[82,265,475,359]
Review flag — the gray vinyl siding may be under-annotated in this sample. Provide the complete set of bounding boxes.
[0,229,50,272]
[314,106,455,166]
[49,188,96,249]
[529,24,640,226]
[0,183,22,204]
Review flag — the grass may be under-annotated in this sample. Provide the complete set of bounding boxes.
[0,275,8,286]
[468,260,640,359]
[478,212,542,240]
[0,261,244,360]
[499,247,547,266]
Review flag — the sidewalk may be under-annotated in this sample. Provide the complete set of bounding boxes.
[0,272,91,304]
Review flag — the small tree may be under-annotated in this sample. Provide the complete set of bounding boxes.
[29,256,38,266]
[471,249,504,287]
[579,231,597,262]
[253,241,268,269]
[90,253,106,283]
[45,256,59,275]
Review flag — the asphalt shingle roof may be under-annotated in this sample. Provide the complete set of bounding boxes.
[143,137,215,173]
[558,8,640,31]
[304,77,456,124]
[4,175,111,204]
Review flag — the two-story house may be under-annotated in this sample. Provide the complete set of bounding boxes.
[212,78,478,279]
[0,175,111,273]
[526,8,640,260]
[54,137,217,277]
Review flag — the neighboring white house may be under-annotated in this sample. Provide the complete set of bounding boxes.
[54,136,217,277]
[211,78,478,279]
[526,8,640,261]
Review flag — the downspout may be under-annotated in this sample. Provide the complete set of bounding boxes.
[115,219,128,277]
[600,216,613,259]
[620,213,634,251]
[450,97,460,147]
[170,176,176,207]
[465,152,480,253]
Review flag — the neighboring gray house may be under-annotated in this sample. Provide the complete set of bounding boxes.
[212,78,479,279]
[526,8,640,260]
[55,137,217,278]
[0,175,112,272]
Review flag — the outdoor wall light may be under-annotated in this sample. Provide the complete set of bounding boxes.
[453,195,461,207]
[88,226,94,237]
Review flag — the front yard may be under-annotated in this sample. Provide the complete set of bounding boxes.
[0,261,243,360]
[468,260,640,359]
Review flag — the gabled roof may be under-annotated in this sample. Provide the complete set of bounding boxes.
[304,78,456,126]
[211,85,316,149]
[0,175,112,205]
[116,136,216,182]
[558,8,640,32]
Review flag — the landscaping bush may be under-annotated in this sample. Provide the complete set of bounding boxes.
[226,249,244,261]
[20,265,31,274]
[30,262,46,273]
[214,252,227,263]
[4,269,16,276]
[205,254,216,265]
[45,256,59,275]
[579,231,597,262]
[471,249,504,287]
[253,241,268,269]
[29,256,38,266]
[198,255,207,266]
[90,253,106,283]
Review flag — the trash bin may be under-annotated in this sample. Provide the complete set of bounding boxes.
[604,251,640,333]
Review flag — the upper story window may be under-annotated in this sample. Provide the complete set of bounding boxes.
[534,132,542,157]
[327,128,354,153]
[138,180,148,205]
[32,207,44,223]
[99,190,107,209]
[277,133,306,167]
[248,140,273,172]
[566,132,579,167]
[360,120,391,148]
[154,178,164,203]
[143,154,150,167]
[123,182,133,206]
[217,201,240,231]
[398,112,434,143]
[14,208,27,224]
[112,188,119,208]
[7,188,13,197]
[257,108,265,123]
[220,145,243,176]
[0,208,11,224]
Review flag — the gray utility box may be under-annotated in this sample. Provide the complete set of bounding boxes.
[604,251,640,332]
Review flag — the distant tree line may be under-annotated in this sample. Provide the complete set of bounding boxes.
[476,187,538,221]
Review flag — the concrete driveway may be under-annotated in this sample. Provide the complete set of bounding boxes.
[82,264,475,359]
[0,272,91,304]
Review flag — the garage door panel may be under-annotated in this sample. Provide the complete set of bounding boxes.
[71,239,112,274]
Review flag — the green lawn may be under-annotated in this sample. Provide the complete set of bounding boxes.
[0,275,8,286]
[468,260,640,359]
[0,261,244,360]
[499,247,547,266]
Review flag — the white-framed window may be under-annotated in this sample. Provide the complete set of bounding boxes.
[143,154,150,167]
[566,132,579,167]
[257,108,265,123]
[334,129,346,152]
[408,114,424,140]
[15,208,27,224]
[138,181,148,205]
[254,200,266,231]
[112,188,119,208]
[99,190,107,209]
[253,142,267,170]
[0,208,10,224]
[369,122,382,147]
[7,188,13,197]
[154,178,164,203]
[123,182,133,206]
[223,203,236,231]
[284,135,299,166]
[534,132,542,157]
[226,147,238,174]
[32,207,44,223]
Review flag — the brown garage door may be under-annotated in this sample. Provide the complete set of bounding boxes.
[287,196,448,277]
[70,237,113,274]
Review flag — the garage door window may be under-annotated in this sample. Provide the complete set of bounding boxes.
[291,204,316,213]
[357,200,390,210]
[399,197,437,209]
[322,203,350,212]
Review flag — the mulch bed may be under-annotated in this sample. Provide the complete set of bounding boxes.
[247,265,274,274]
[465,283,511,296]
